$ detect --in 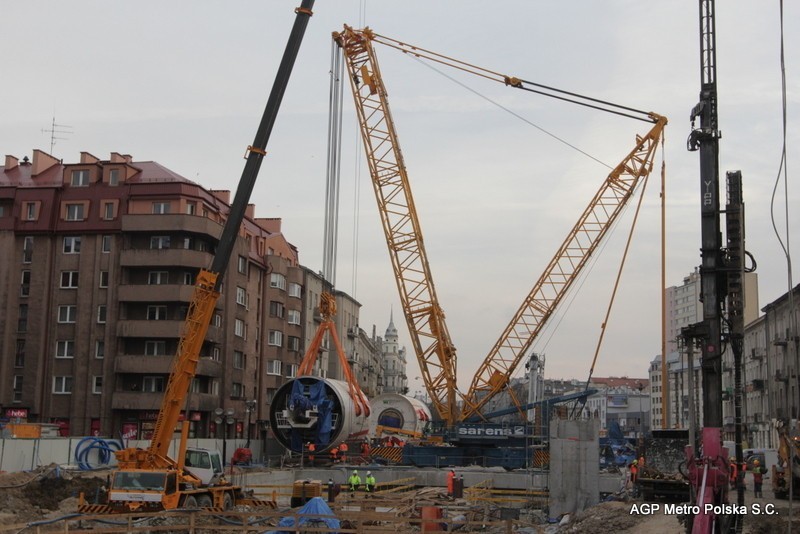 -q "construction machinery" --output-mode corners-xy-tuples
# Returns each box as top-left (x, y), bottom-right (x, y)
(681, 0), (755, 531)
(772, 421), (800, 499)
(333, 26), (666, 432)
(78, 1), (315, 514)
